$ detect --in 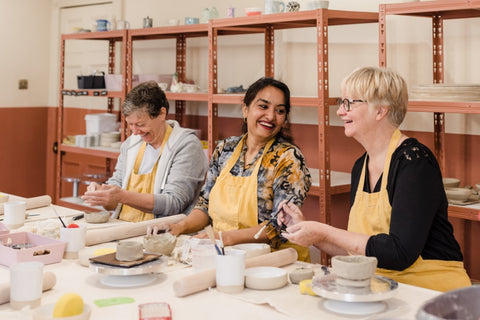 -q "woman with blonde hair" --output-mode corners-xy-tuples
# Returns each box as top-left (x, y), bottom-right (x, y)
(277, 66), (471, 291)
